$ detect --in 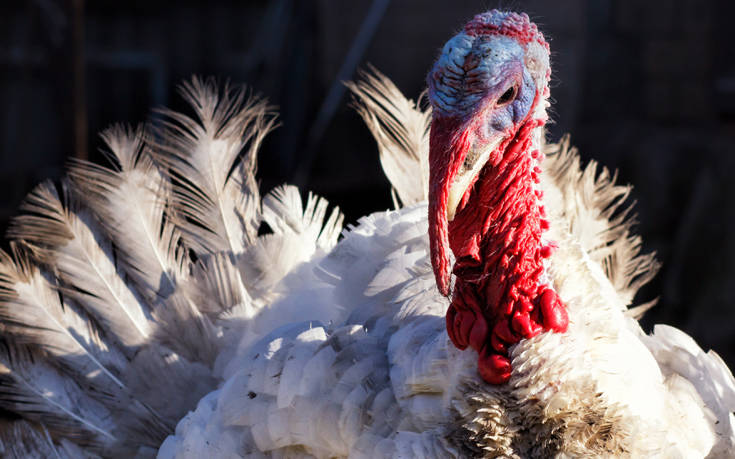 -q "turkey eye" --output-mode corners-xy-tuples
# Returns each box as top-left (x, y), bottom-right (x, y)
(497, 85), (517, 106)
